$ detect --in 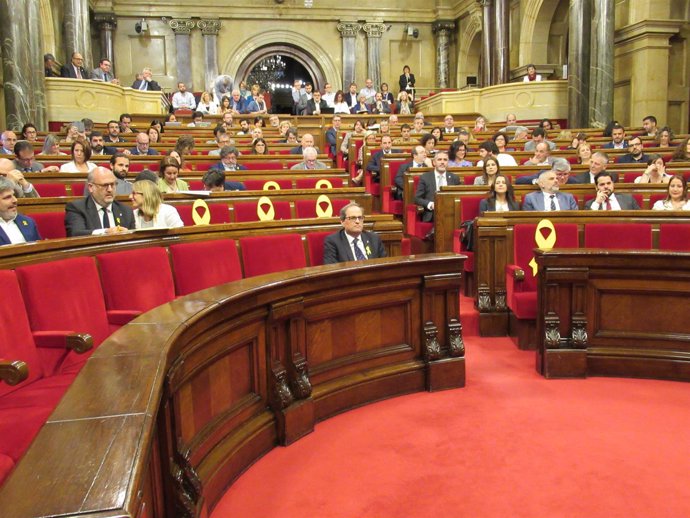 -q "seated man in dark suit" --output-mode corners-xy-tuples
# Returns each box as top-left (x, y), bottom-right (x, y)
(584, 172), (640, 210)
(601, 124), (628, 149)
(202, 170), (246, 192)
(210, 146), (248, 172)
(89, 132), (118, 156)
(60, 52), (90, 79)
(394, 146), (428, 200)
(0, 177), (41, 245)
(305, 90), (329, 115)
(414, 151), (461, 222)
(573, 151), (618, 183)
(65, 167), (135, 236)
(616, 136), (650, 164)
(131, 68), (161, 91)
(323, 202), (386, 264)
(127, 132), (160, 156)
(366, 135), (399, 183)
(325, 115), (342, 157)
